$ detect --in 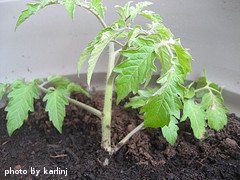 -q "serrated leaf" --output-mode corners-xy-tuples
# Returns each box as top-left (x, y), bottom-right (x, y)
(141, 10), (162, 22)
(5, 81), (39, 136)
(48, 75), (71, 89)
(125, 87), (158, 109)
(87, 28), (117, 86)
(125, 96), (146, 109)
(181, 99), (206, 139)
(78, 40), (96, 75)
(202, 92), (228, 131)
(61, 0), (75, 19)
(15, 0), (57, 30)
(44, 89), (69, 133)
(172, 41), (192, 75)
(162, 117), (179, 145)
(141, 74), (183, 128)
(207, 107), (227, 131)
(115, 1), (132, 20)
(90, 0), (105, 18)
(0, 84), (7, 101)
(114, 38), (156, 103)
(130, 1), (153, 20)
(67, 83), (90, 98)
